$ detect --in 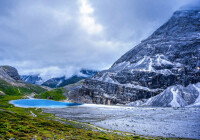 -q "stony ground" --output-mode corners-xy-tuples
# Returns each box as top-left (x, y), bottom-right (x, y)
(43, 105), (200, 139)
